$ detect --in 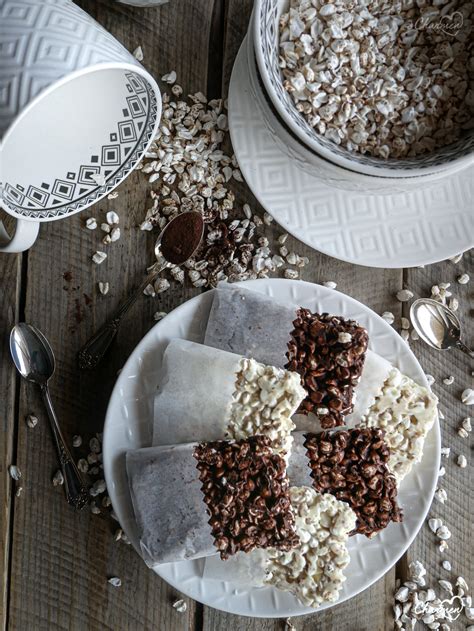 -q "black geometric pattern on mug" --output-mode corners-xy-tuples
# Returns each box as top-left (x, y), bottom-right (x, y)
(3, 71), (158, 219)
(0, 0), (135, 139)
(259, 0), (474, 171)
